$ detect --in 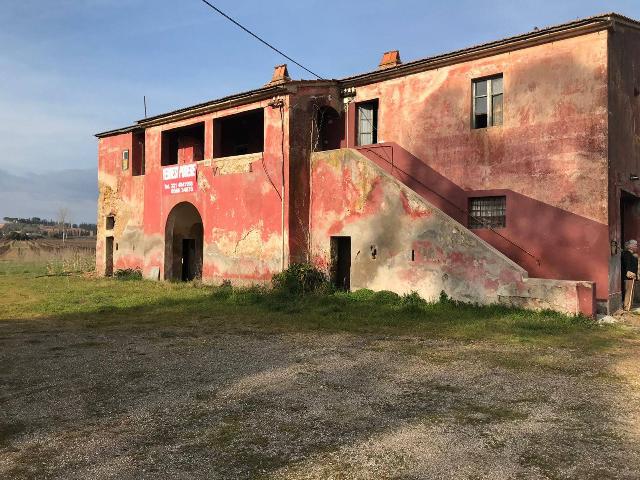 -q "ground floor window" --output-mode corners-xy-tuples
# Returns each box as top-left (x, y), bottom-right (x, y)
(468, 196), (506, 229)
